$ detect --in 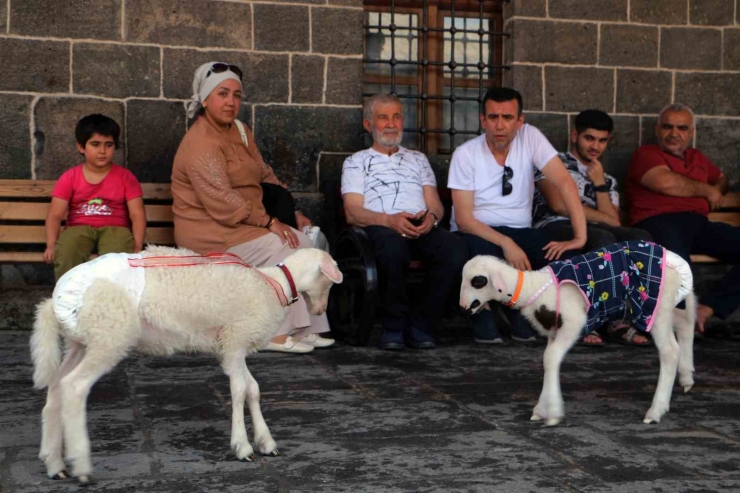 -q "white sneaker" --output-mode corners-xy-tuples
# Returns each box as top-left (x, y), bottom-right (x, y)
(261, 336), (314, 354)
(298, 333), (335, 348)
